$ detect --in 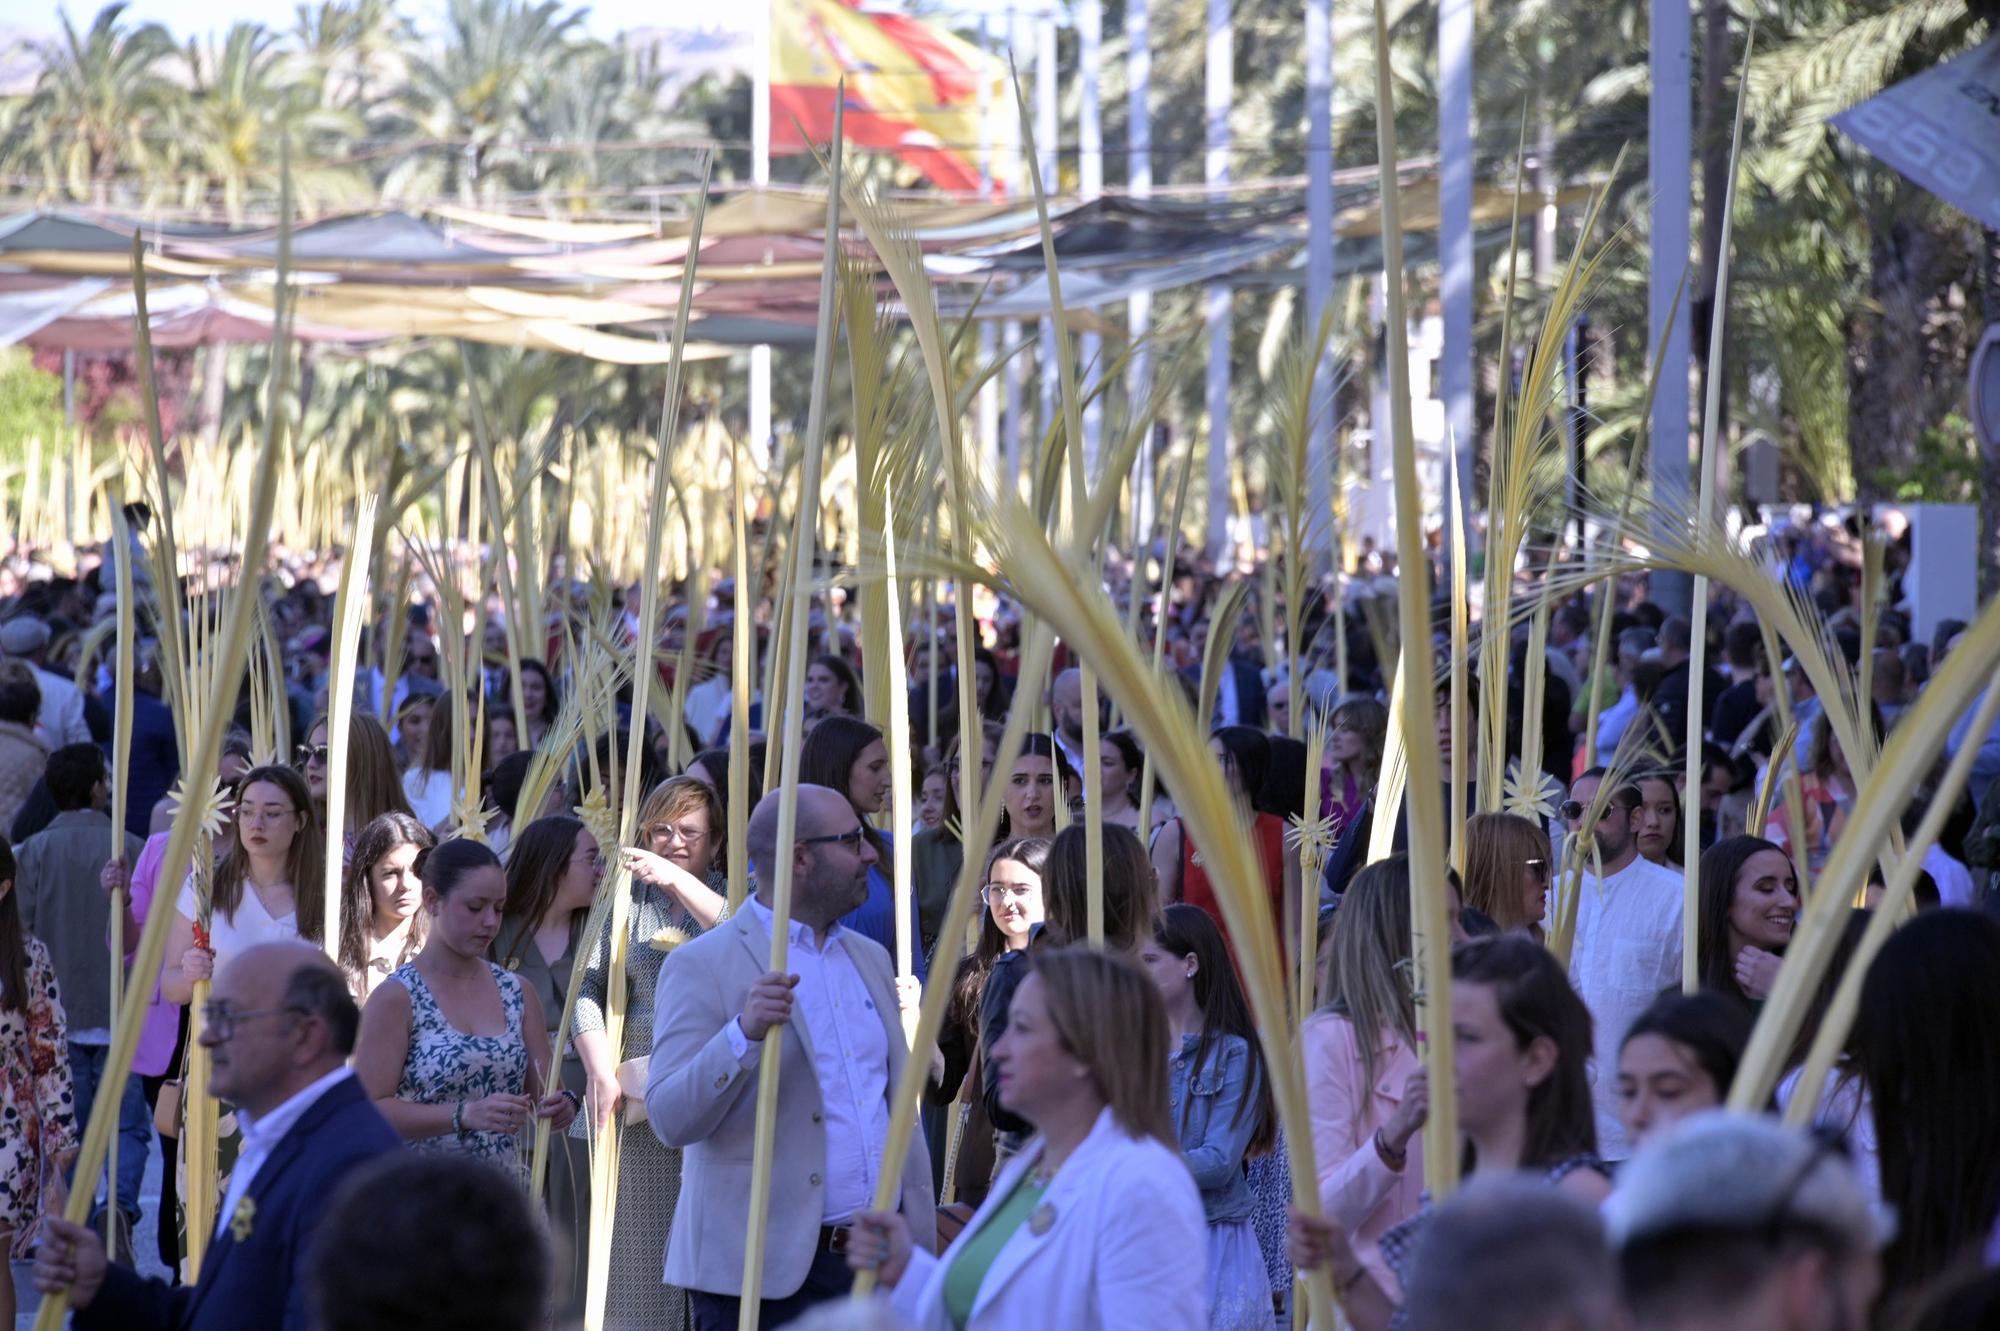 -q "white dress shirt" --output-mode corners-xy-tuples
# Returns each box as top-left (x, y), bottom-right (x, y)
(1567, 855), (1685, 1161)
(728, 896), (891, 1225)
(215, 1065), (354, 1241)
